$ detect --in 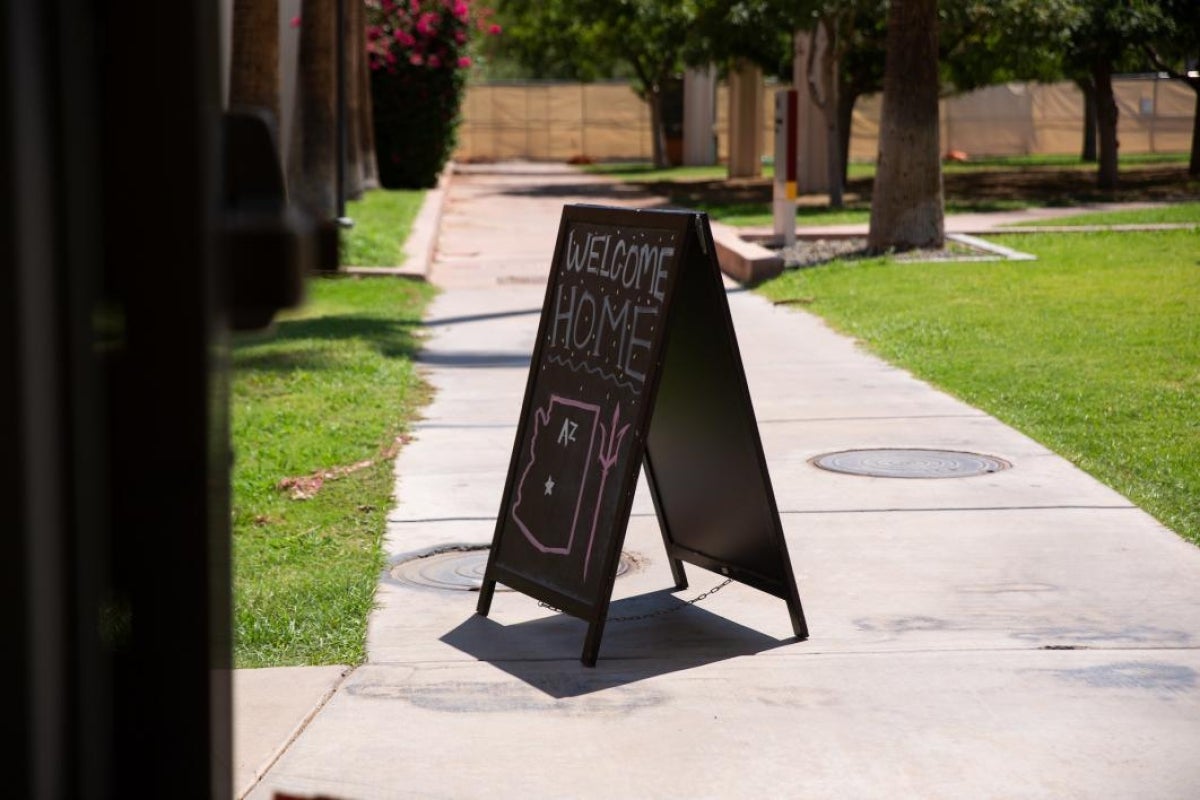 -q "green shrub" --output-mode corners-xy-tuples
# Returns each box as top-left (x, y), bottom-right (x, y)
(366, 0), (500, 188)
